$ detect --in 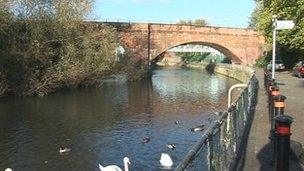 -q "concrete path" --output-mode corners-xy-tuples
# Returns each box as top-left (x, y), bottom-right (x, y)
(240, 68), (304, 171)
